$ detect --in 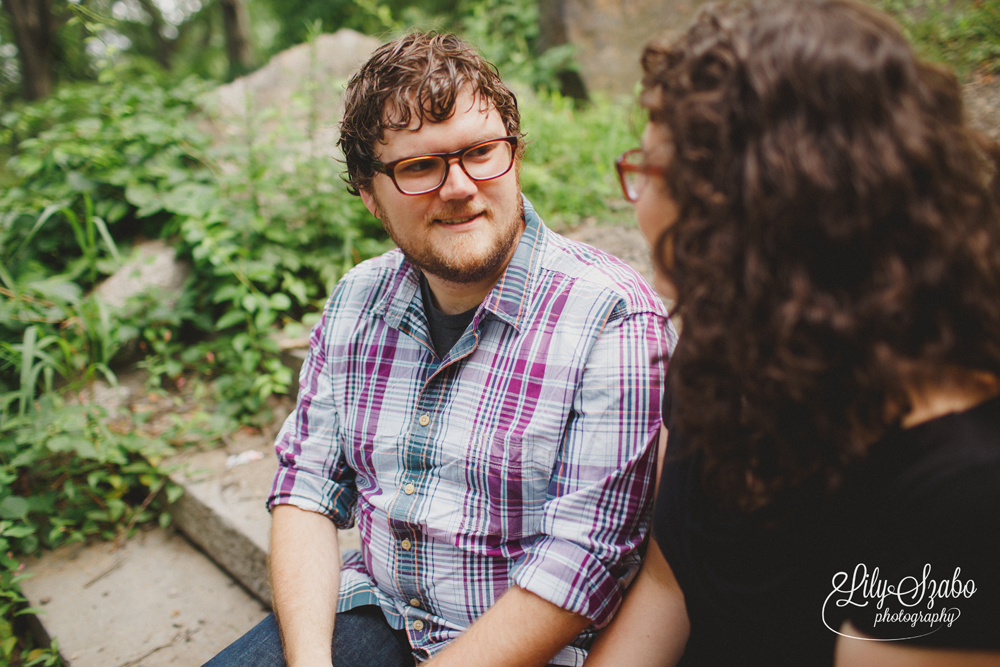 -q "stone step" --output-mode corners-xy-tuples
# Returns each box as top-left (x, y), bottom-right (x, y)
(20, 528), (269, 667)
(165, 421), (361, 606)
(21, 411), (360, 664)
